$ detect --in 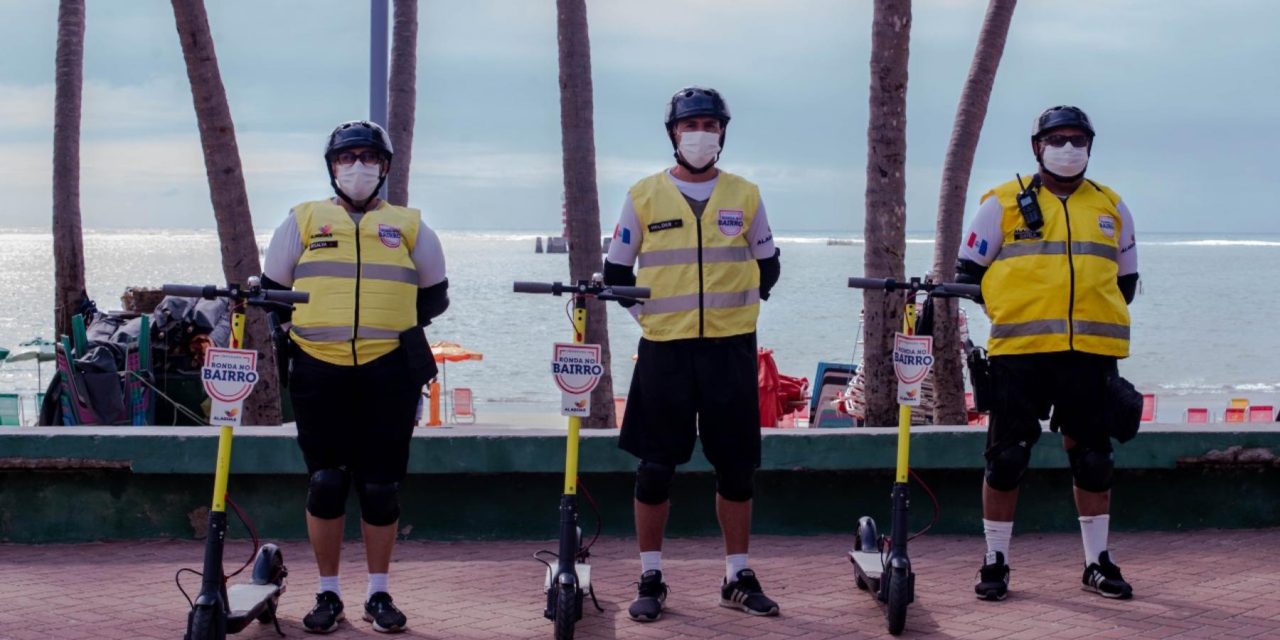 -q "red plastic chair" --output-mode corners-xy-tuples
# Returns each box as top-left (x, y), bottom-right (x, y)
(614, 396), (626, 428)
(1140, 394), (1156, 422)
(450, 387), (476, 424)
(1185, 407), (1210, 423)
(1247, 405), (1275, 422)
(1223, 407), (1246, 423)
